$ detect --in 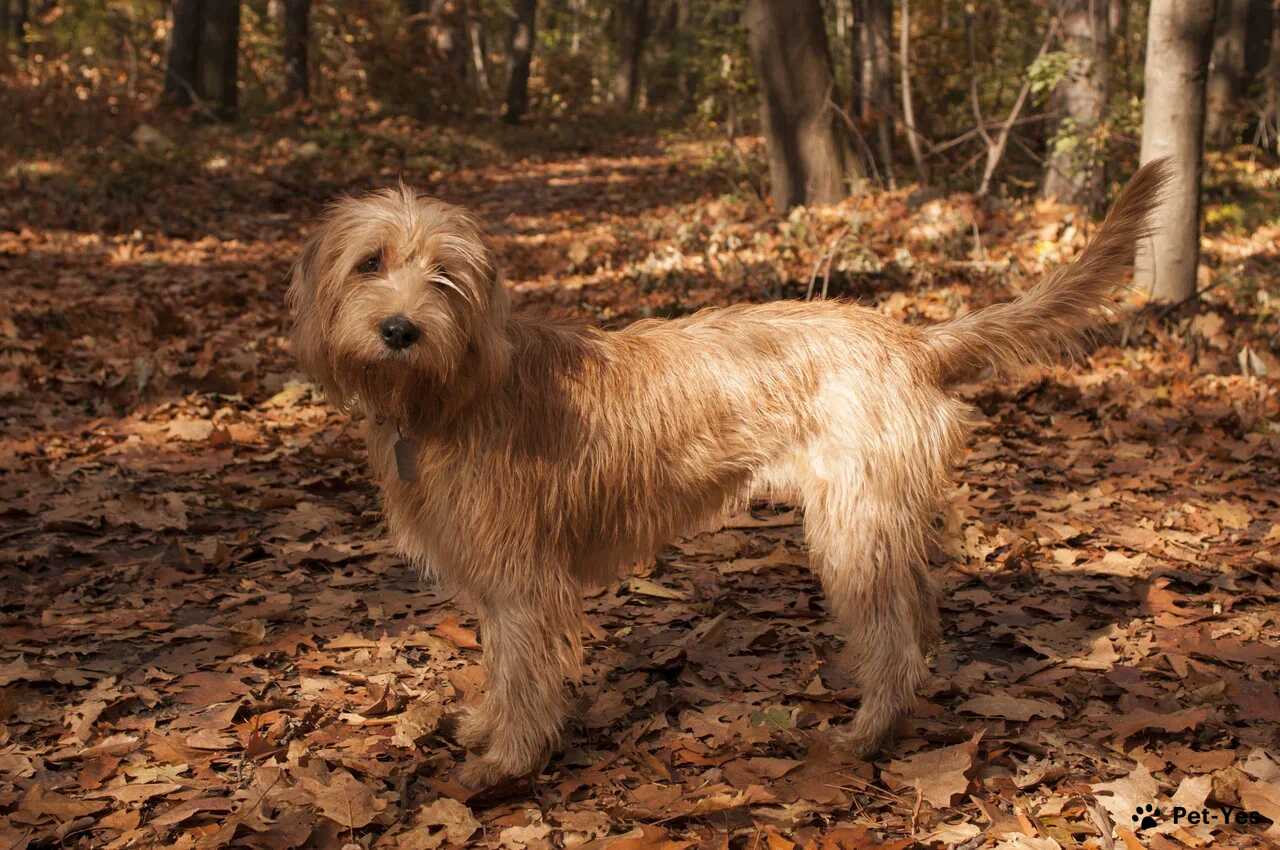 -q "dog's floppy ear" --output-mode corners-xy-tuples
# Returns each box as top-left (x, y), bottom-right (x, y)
(466, 233), (514, 391)
(287, 221), (350, 405)
(480, 234), (510, 323)
(287, 227), (326, 318)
